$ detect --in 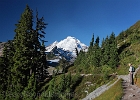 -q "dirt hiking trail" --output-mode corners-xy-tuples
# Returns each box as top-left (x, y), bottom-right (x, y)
(120, 68), (140, 100)
(121, 78), (140, 100)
